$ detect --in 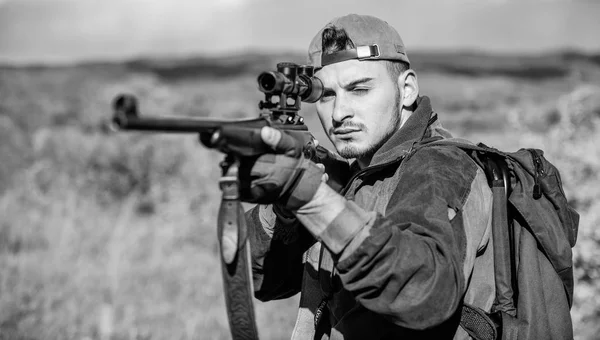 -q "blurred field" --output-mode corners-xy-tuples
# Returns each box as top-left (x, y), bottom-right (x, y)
(1, 51), (599, 339)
